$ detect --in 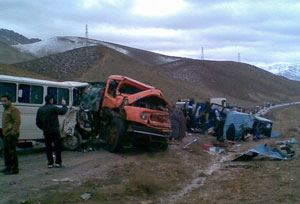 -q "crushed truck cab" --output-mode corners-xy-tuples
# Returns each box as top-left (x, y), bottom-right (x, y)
(102, 75), (170, 137)
(99, 75), (171, 152)
(75, 75), (171, 152)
